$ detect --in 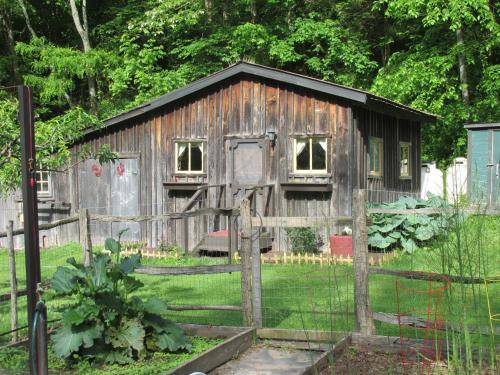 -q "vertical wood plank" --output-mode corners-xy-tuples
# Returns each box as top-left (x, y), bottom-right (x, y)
(79, 208), (93, 266)
(353, 189), (375, 335)
(7, 220), (18, 343)
(240, 198), (253, 326)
